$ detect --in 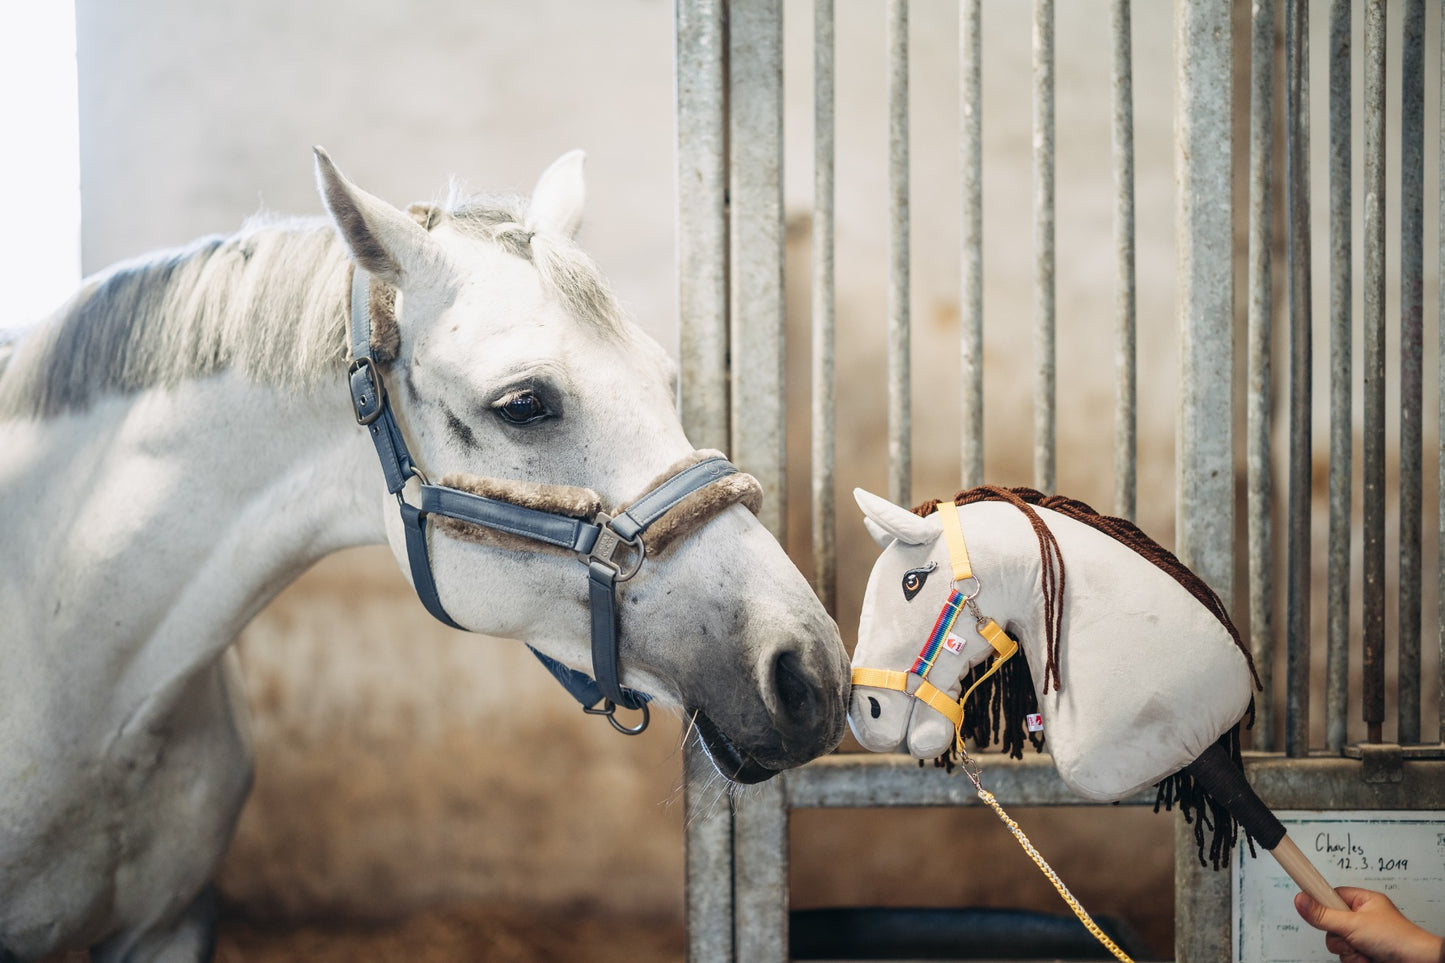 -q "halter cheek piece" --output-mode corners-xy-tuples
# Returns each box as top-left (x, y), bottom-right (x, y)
(346, 267), (759, 735)
(851, 499), (1018, 754)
